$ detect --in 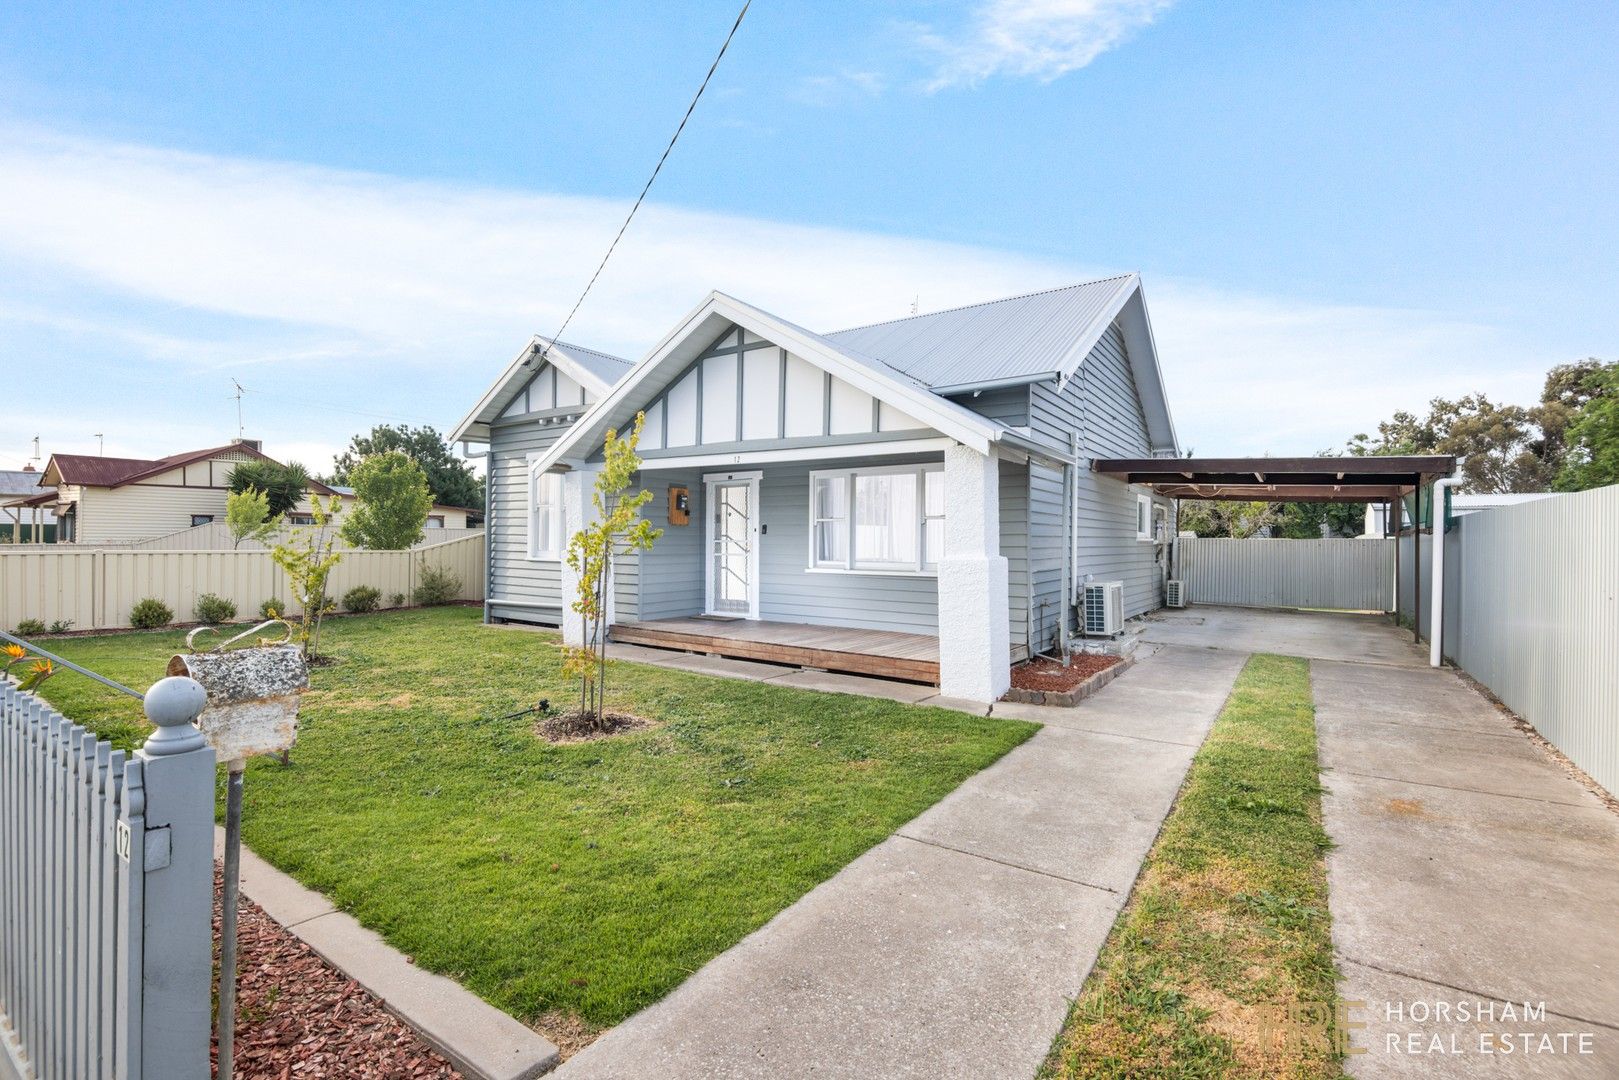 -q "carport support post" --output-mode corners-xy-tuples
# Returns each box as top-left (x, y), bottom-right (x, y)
(559, 464), (604, 648)
(937, 443), (1011, 702)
